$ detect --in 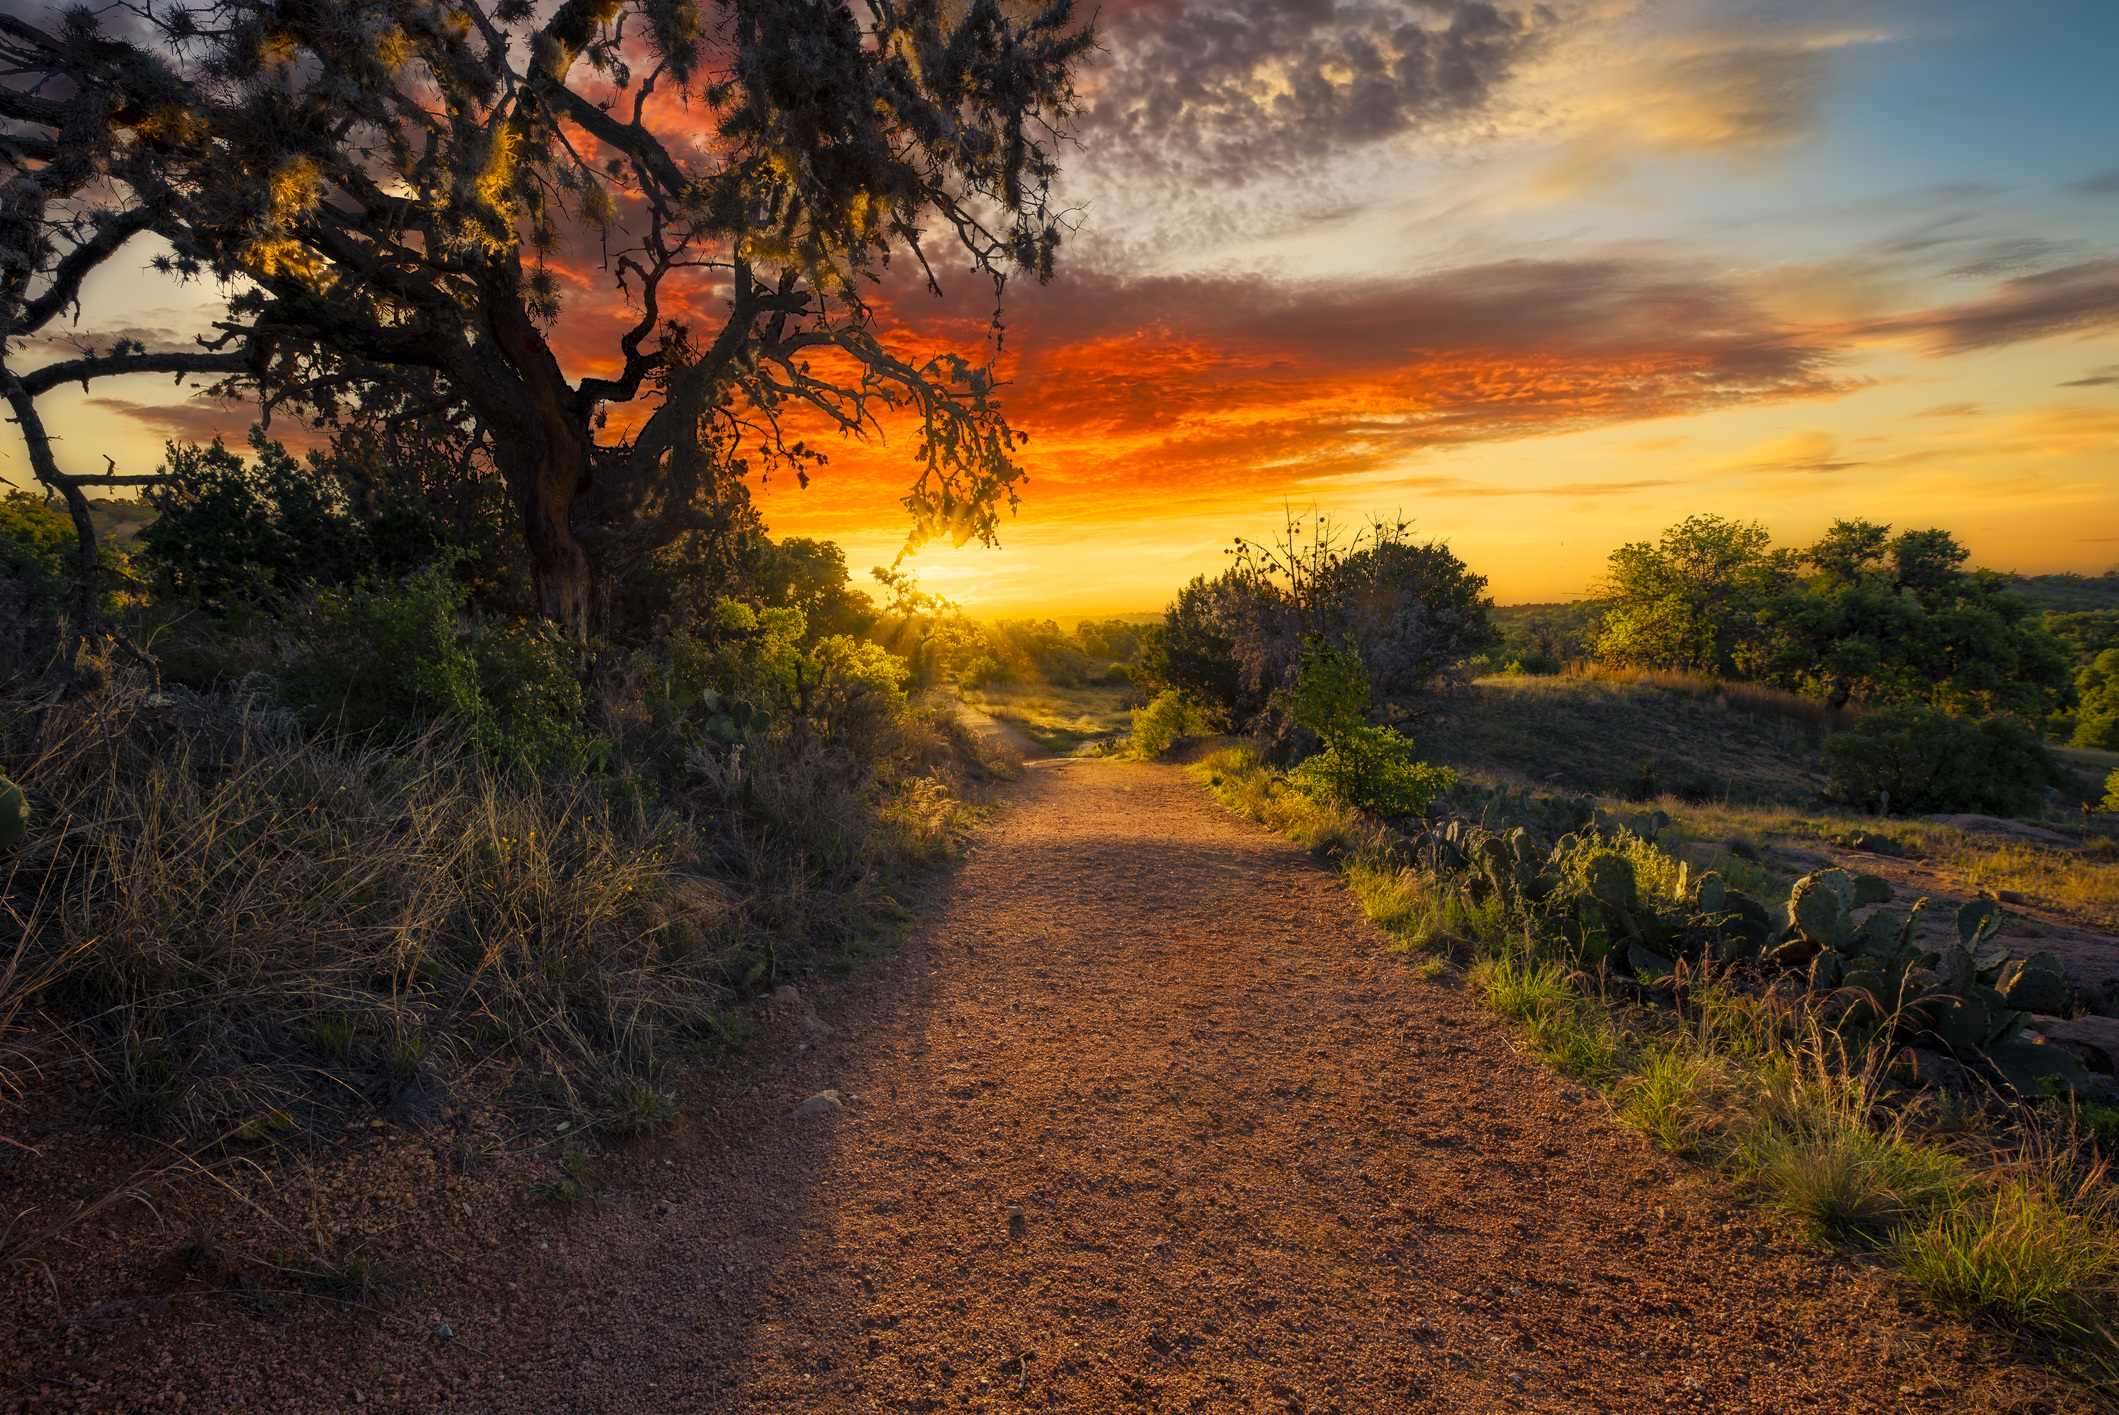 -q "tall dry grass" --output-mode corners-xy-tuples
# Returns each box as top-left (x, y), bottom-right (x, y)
(0, 672), (1005, 1141)
(1565, 662), (1864, 736)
